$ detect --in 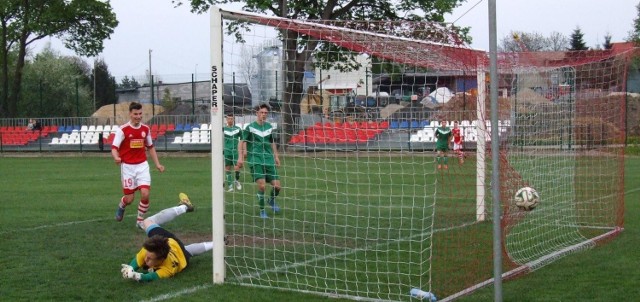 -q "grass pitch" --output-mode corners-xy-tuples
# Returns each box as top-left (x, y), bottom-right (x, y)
(0, 155), (638, 301)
